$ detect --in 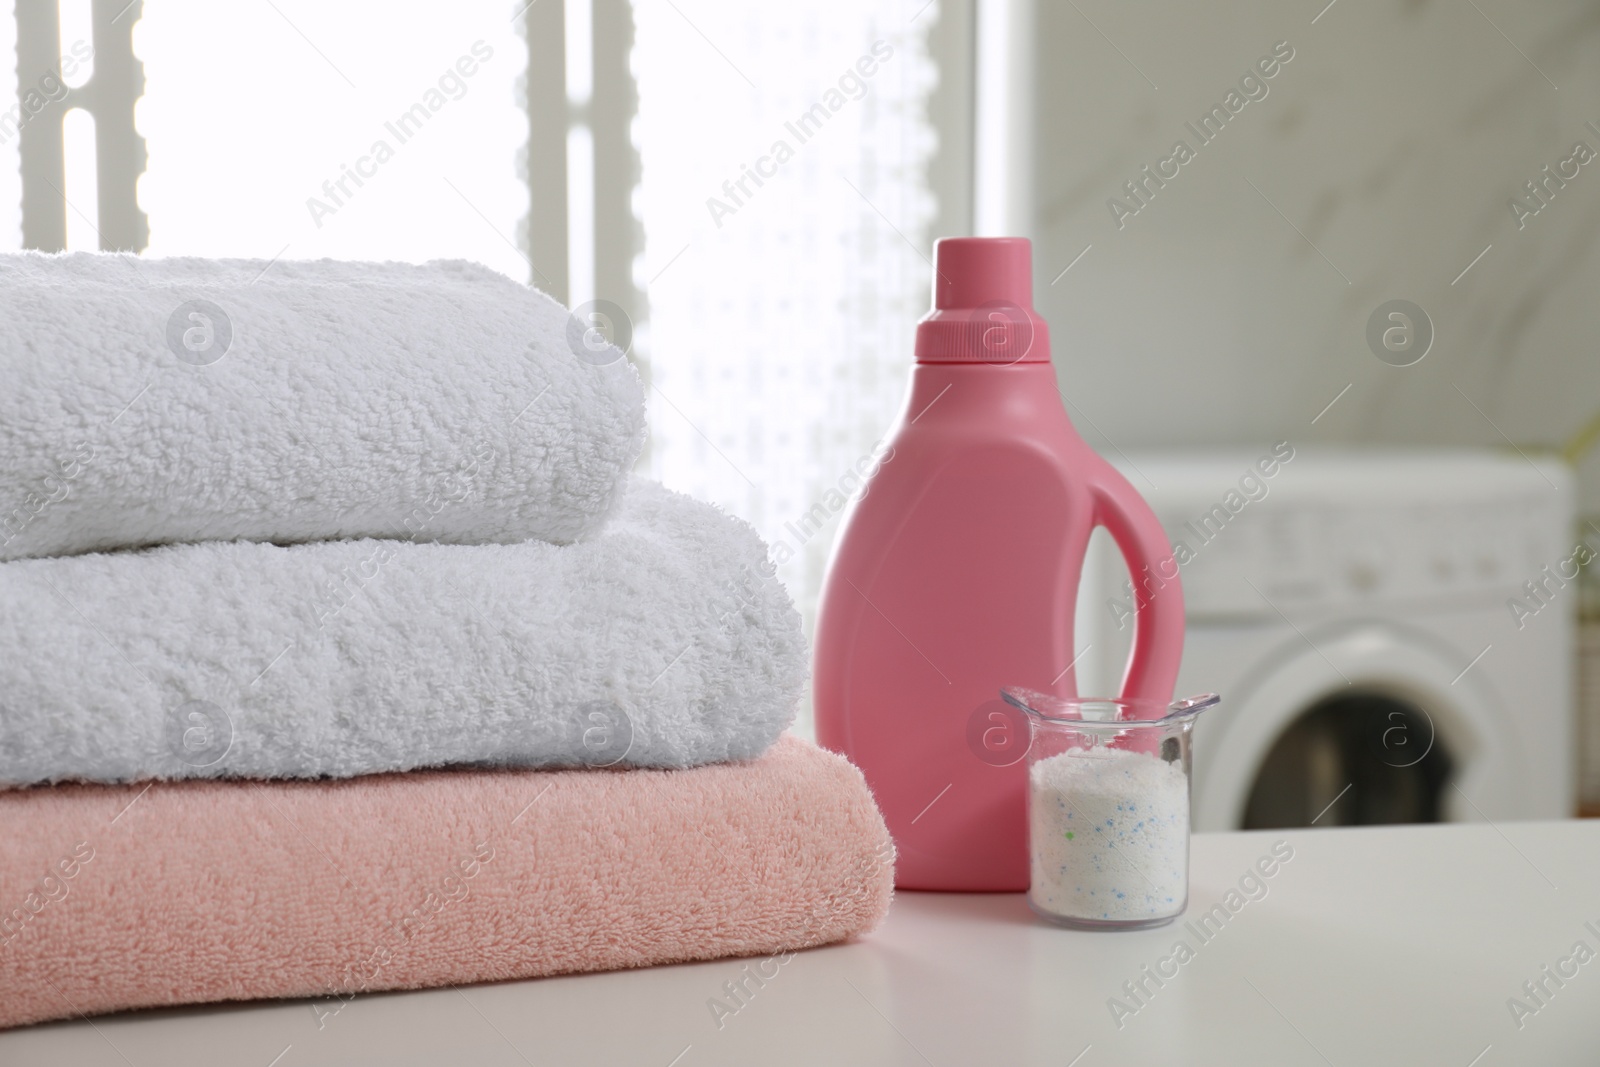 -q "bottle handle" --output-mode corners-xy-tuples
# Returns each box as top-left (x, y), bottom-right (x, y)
(1090, 473), (1185, 705)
